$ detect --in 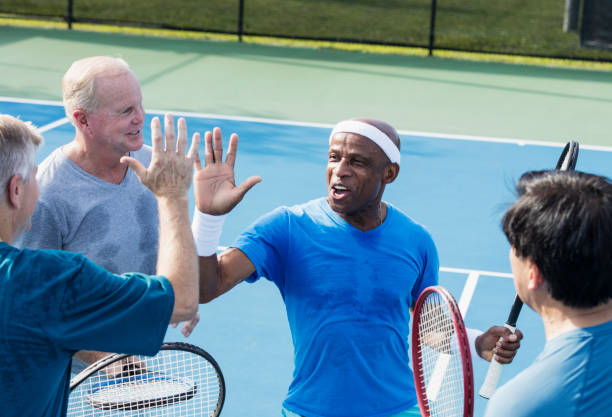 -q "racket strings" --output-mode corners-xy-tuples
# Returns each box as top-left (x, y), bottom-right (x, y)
(416, 293), (466, 417)
(67, 349), (222, 416)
